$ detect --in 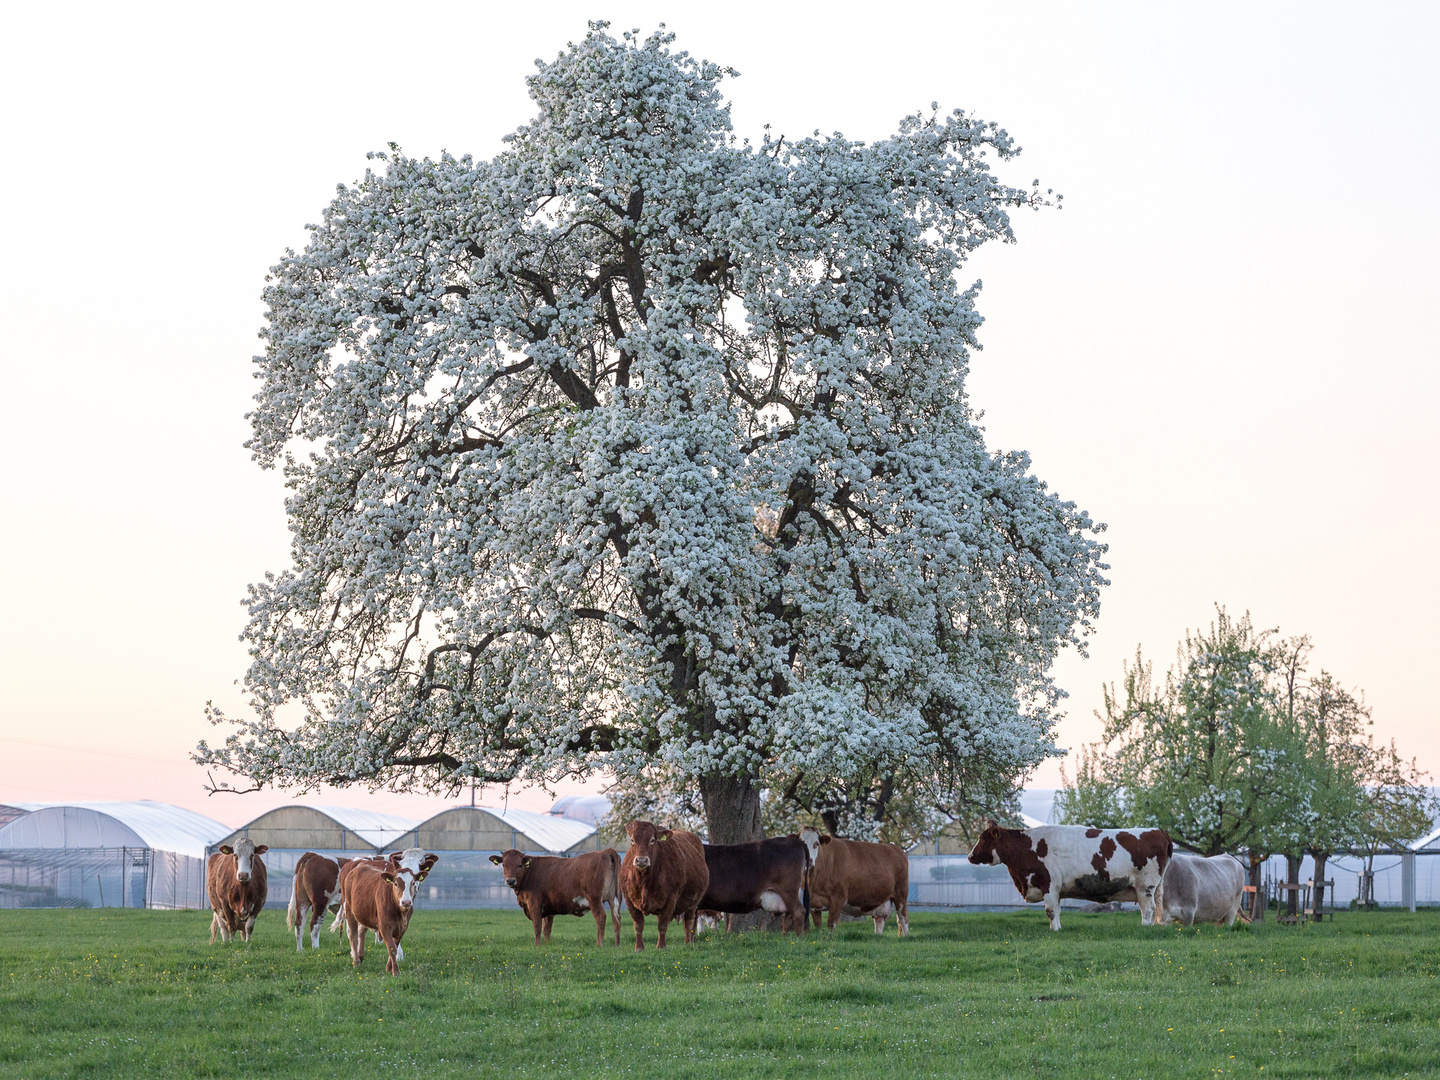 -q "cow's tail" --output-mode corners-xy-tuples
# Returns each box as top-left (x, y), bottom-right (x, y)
(328, 901), (346, 933)
(801, 848), (812, 927)
(286, 874), (300, 931)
